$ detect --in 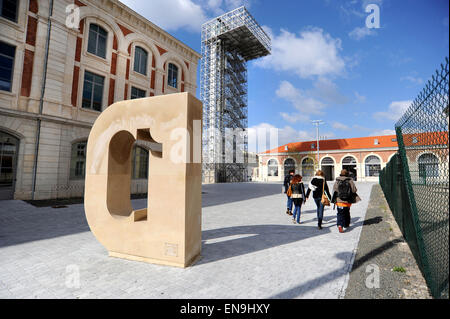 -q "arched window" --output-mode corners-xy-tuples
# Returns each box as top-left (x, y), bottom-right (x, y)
(302, 158), (315, 178)
(132, 146), (149, 179)
(168, 63), (178, 88)
(321, 157), (334, 165)
(365, 155), (381, 177)
(134, 46), (148, 75)
(70, 141), (87, 179)
(418, 153), (439, 179)
(87, 24), (107, 58)
(284, 158), (295, 175)
(267, 159), (278, 177)
(342, 156), (357, 165)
